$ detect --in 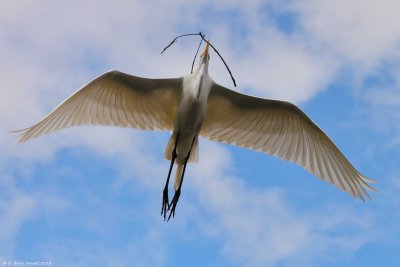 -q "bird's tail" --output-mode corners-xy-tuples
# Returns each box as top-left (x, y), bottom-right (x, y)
(164, 132), (177, 161)
(164, 133), (199, 163)
(174, 164), (183, 191)
(189, 138), (199, 163)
